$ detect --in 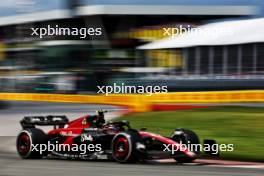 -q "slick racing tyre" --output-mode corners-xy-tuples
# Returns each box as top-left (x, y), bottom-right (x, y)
(112, 131), (143, 163)
(171, 128), (200, 153)
(171, 128), (200, 163)
(16, 128), (48, 159)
